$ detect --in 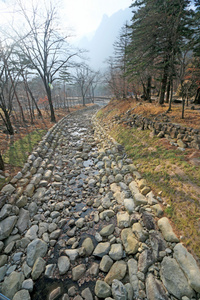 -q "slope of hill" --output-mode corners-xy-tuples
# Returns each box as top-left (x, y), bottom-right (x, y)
(77, 7), (133, 70)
